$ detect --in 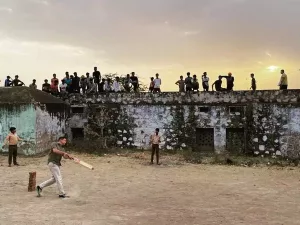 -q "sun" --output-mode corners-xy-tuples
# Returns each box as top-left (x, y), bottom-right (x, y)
(267, 66), (279, 72)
